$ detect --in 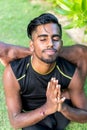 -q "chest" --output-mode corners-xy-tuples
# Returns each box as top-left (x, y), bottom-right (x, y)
(19, 66), (70, 96)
